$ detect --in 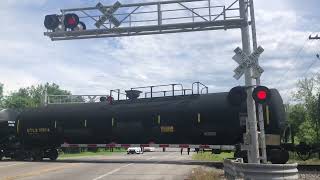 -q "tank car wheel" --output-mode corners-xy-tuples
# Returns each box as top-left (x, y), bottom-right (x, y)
(269, 149), (289, 164)
(296, 142), (311, 161)
(48, 149), (59, 161)
(297, 151), (311, 161)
